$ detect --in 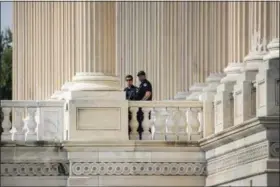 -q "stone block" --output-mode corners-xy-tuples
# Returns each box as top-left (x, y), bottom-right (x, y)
(256, 59), (280, 117)
(66, 99), (129, 141)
